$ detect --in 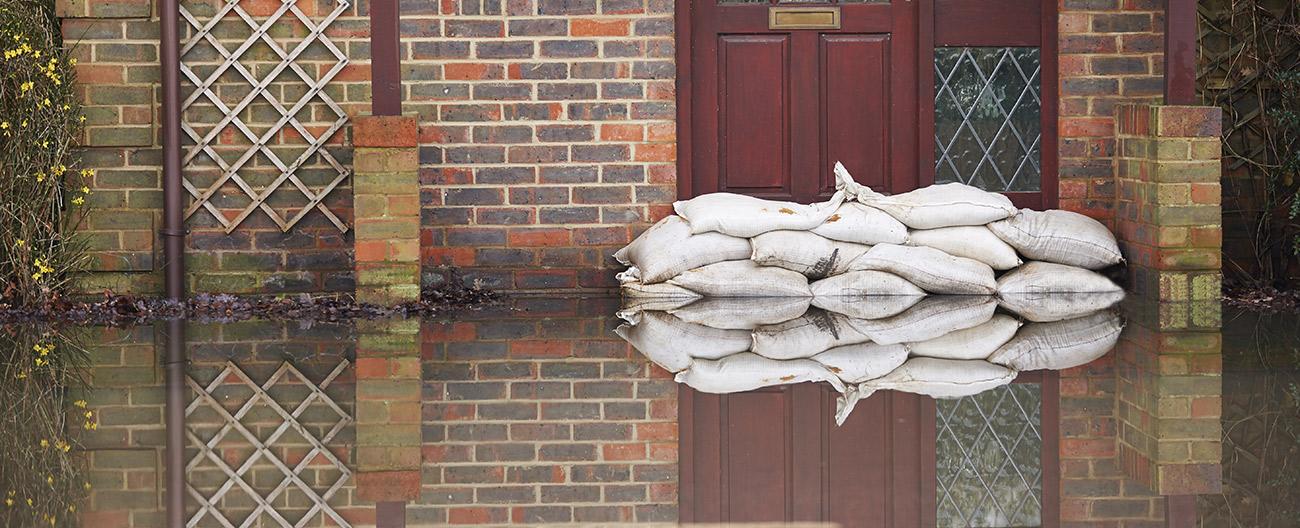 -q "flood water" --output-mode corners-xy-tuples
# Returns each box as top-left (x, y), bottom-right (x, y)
(1, 296), (1297, 527)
